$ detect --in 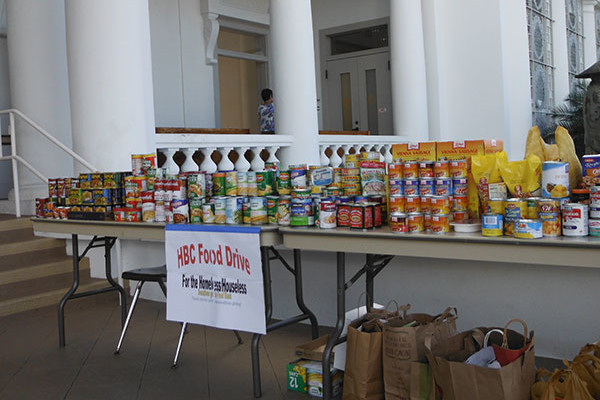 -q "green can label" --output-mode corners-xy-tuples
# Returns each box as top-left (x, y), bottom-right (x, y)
(287, 361), (308, 393)
(225, 171), (238, 196)
(277, 171), (291, 195)
(212, 172), (226, 196)
(256, 171), (274, 196)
